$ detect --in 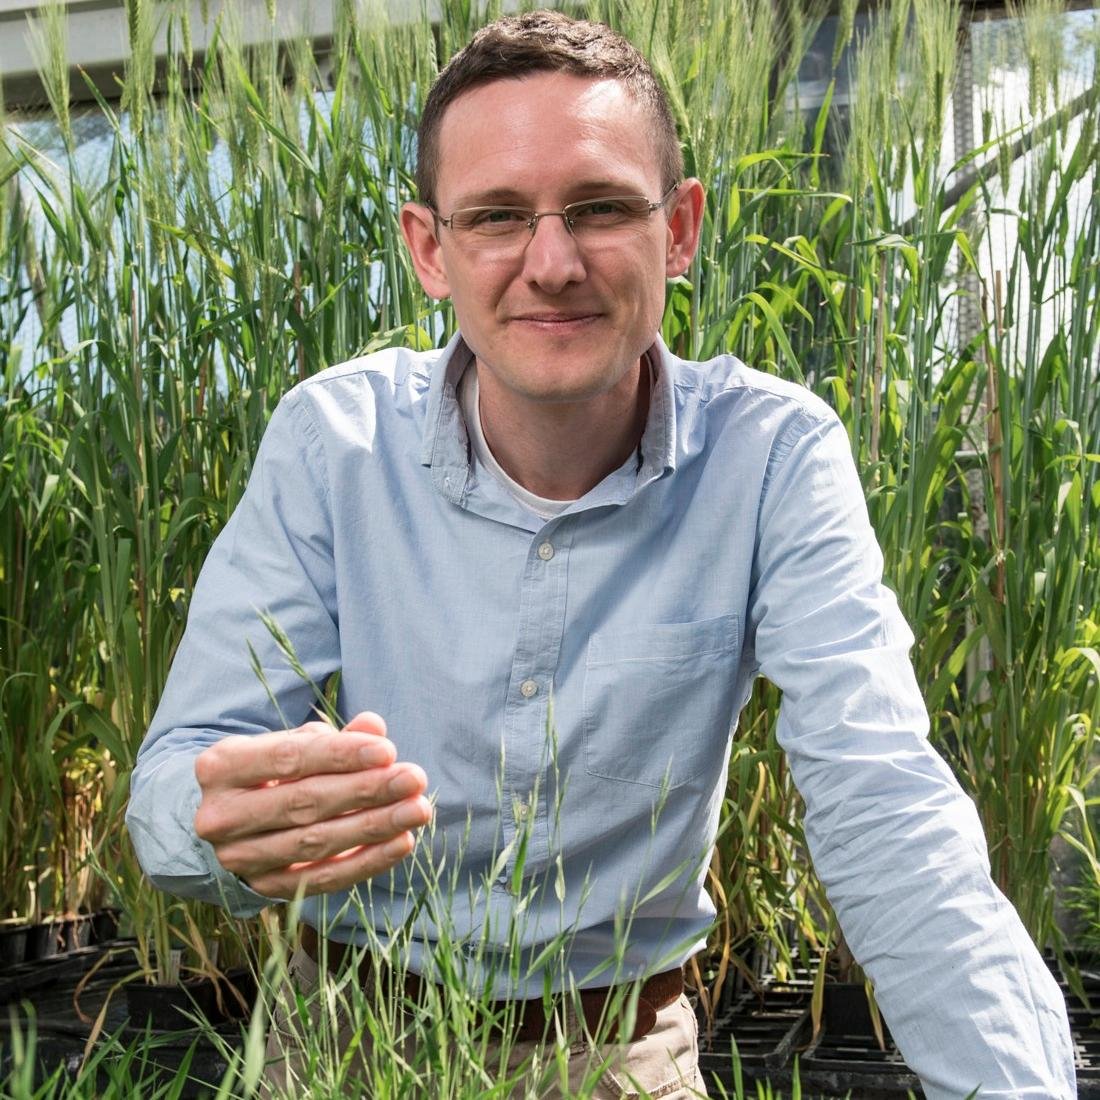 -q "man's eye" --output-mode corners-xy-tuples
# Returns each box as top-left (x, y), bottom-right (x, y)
(571, 199), (634, 221)
(469, 208), (527, 230)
